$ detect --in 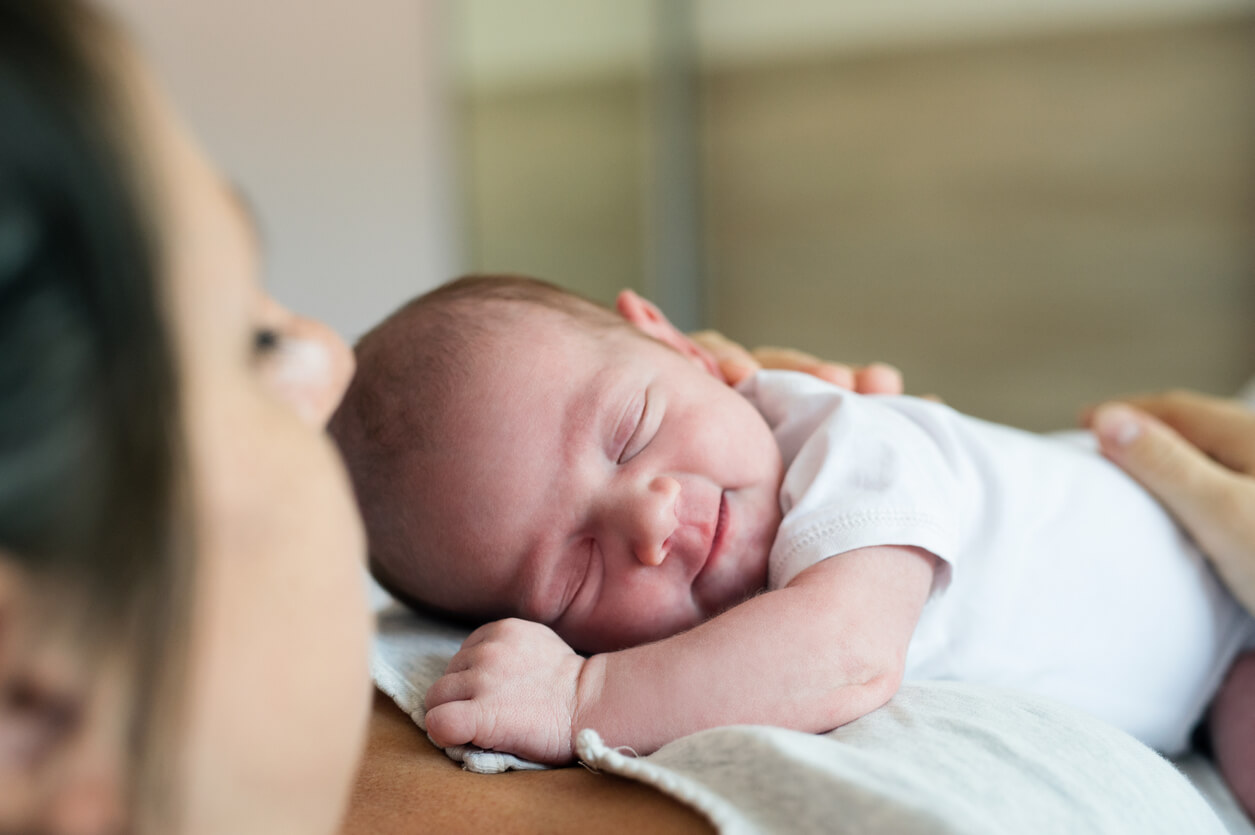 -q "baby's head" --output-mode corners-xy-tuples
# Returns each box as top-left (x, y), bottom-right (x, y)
(332, 275), (783, 652)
